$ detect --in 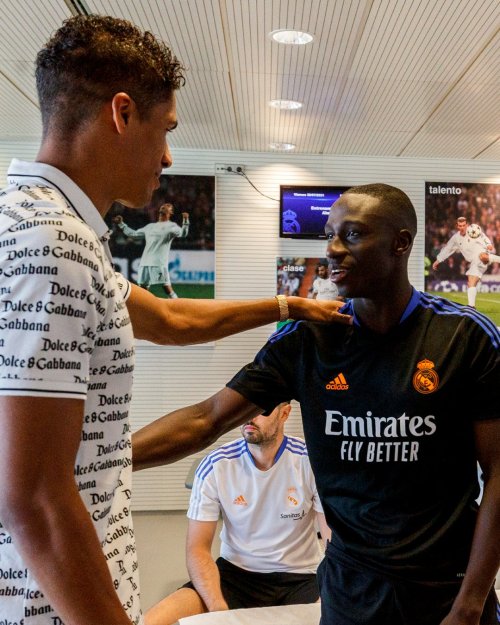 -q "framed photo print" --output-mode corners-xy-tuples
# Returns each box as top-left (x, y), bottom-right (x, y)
(276, 256), (340, 328)
(106, 174), (215, 300)
(425, 182), (500, 327)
